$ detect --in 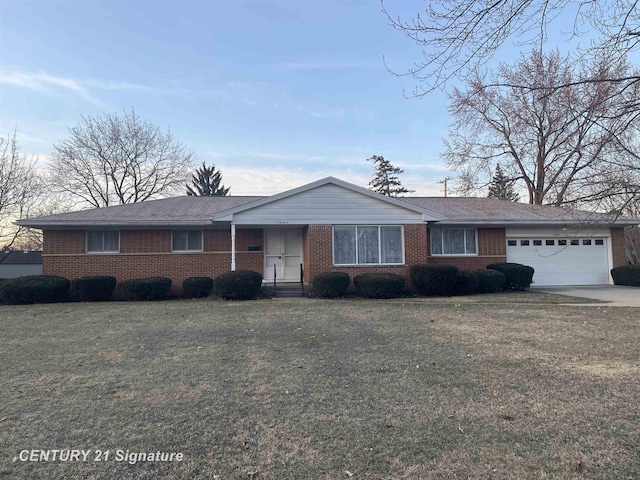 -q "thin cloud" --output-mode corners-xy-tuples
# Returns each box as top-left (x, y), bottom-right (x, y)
(0, 69), (180, 107)
(297, 105), (346, 119)
(221, 166), (368, 195)
(84, 79), (157, 92)
(279, 60), (379, 71)
(0, 69), (105, 107)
